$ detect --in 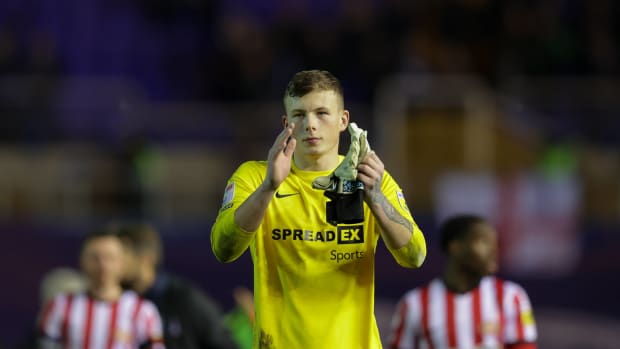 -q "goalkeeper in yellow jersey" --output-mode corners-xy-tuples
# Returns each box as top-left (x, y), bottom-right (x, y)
(211, 70), (427, 349)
